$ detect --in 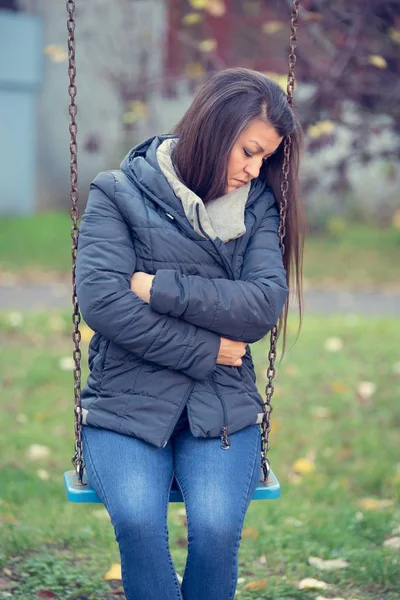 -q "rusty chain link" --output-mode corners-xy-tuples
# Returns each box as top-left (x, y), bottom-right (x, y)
(67, 0), (85, 485)
(260, 0), (299, 482)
